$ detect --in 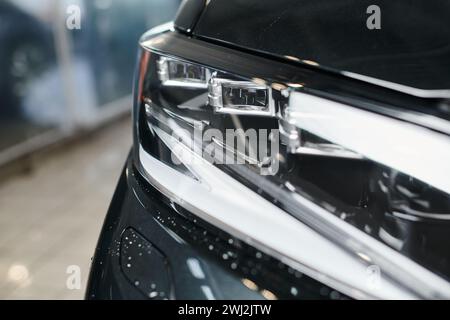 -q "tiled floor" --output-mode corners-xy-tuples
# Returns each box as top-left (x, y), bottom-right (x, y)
(0, 117), (131, 299)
